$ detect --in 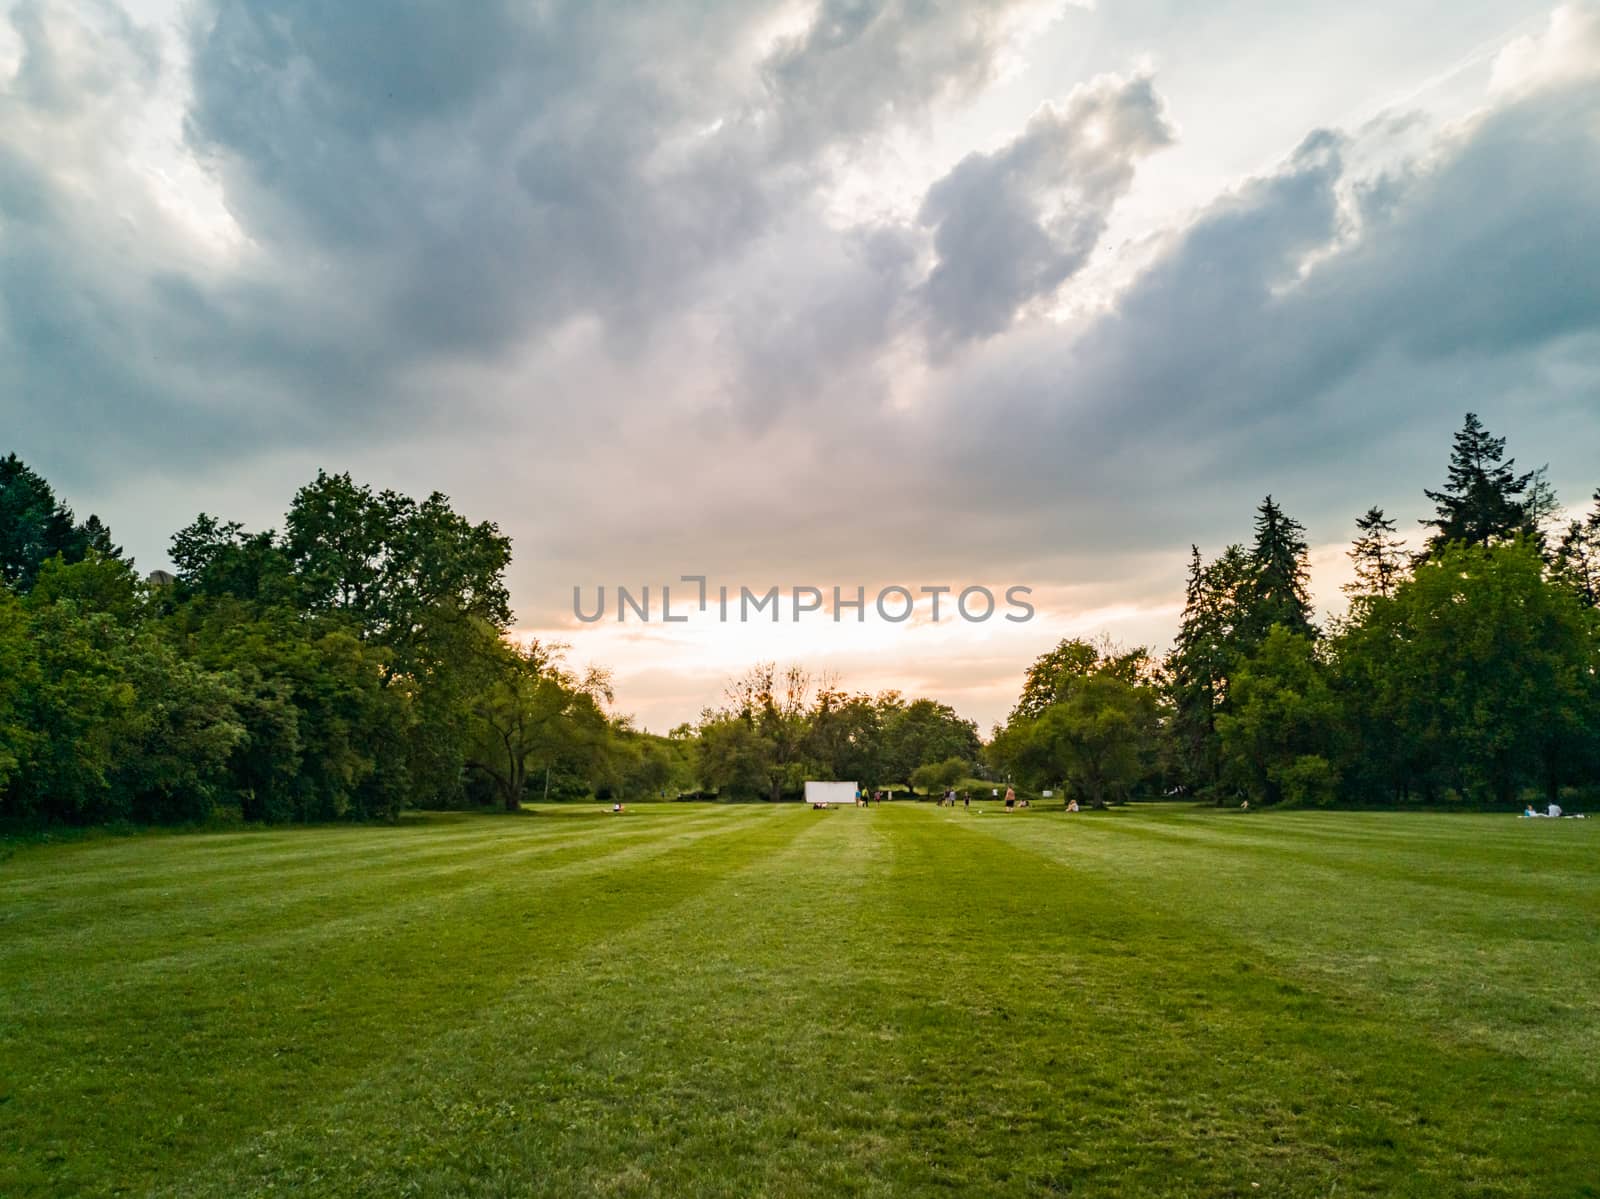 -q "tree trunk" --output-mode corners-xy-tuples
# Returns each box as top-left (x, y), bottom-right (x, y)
(503, 760), (526, 813)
